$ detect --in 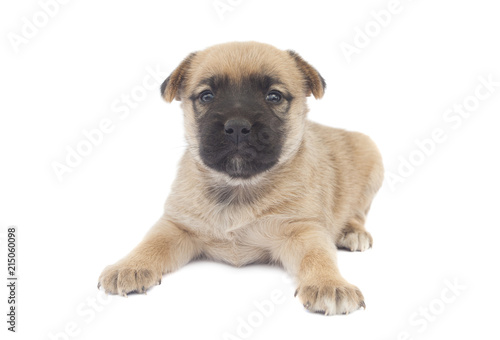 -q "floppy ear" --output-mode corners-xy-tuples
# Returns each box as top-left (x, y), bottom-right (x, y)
(160, 52), (197, 102)
(287, 50), (326, 99)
